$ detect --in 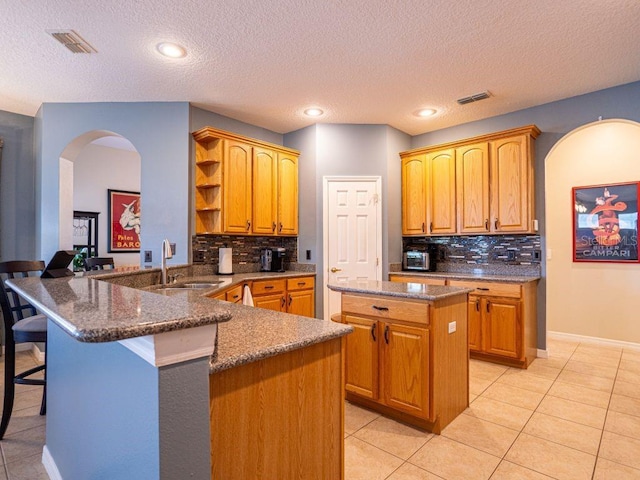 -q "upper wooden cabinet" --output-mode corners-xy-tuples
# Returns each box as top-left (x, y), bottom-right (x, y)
(193, 127), (300, 236)
(400, 125), (540, 236)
